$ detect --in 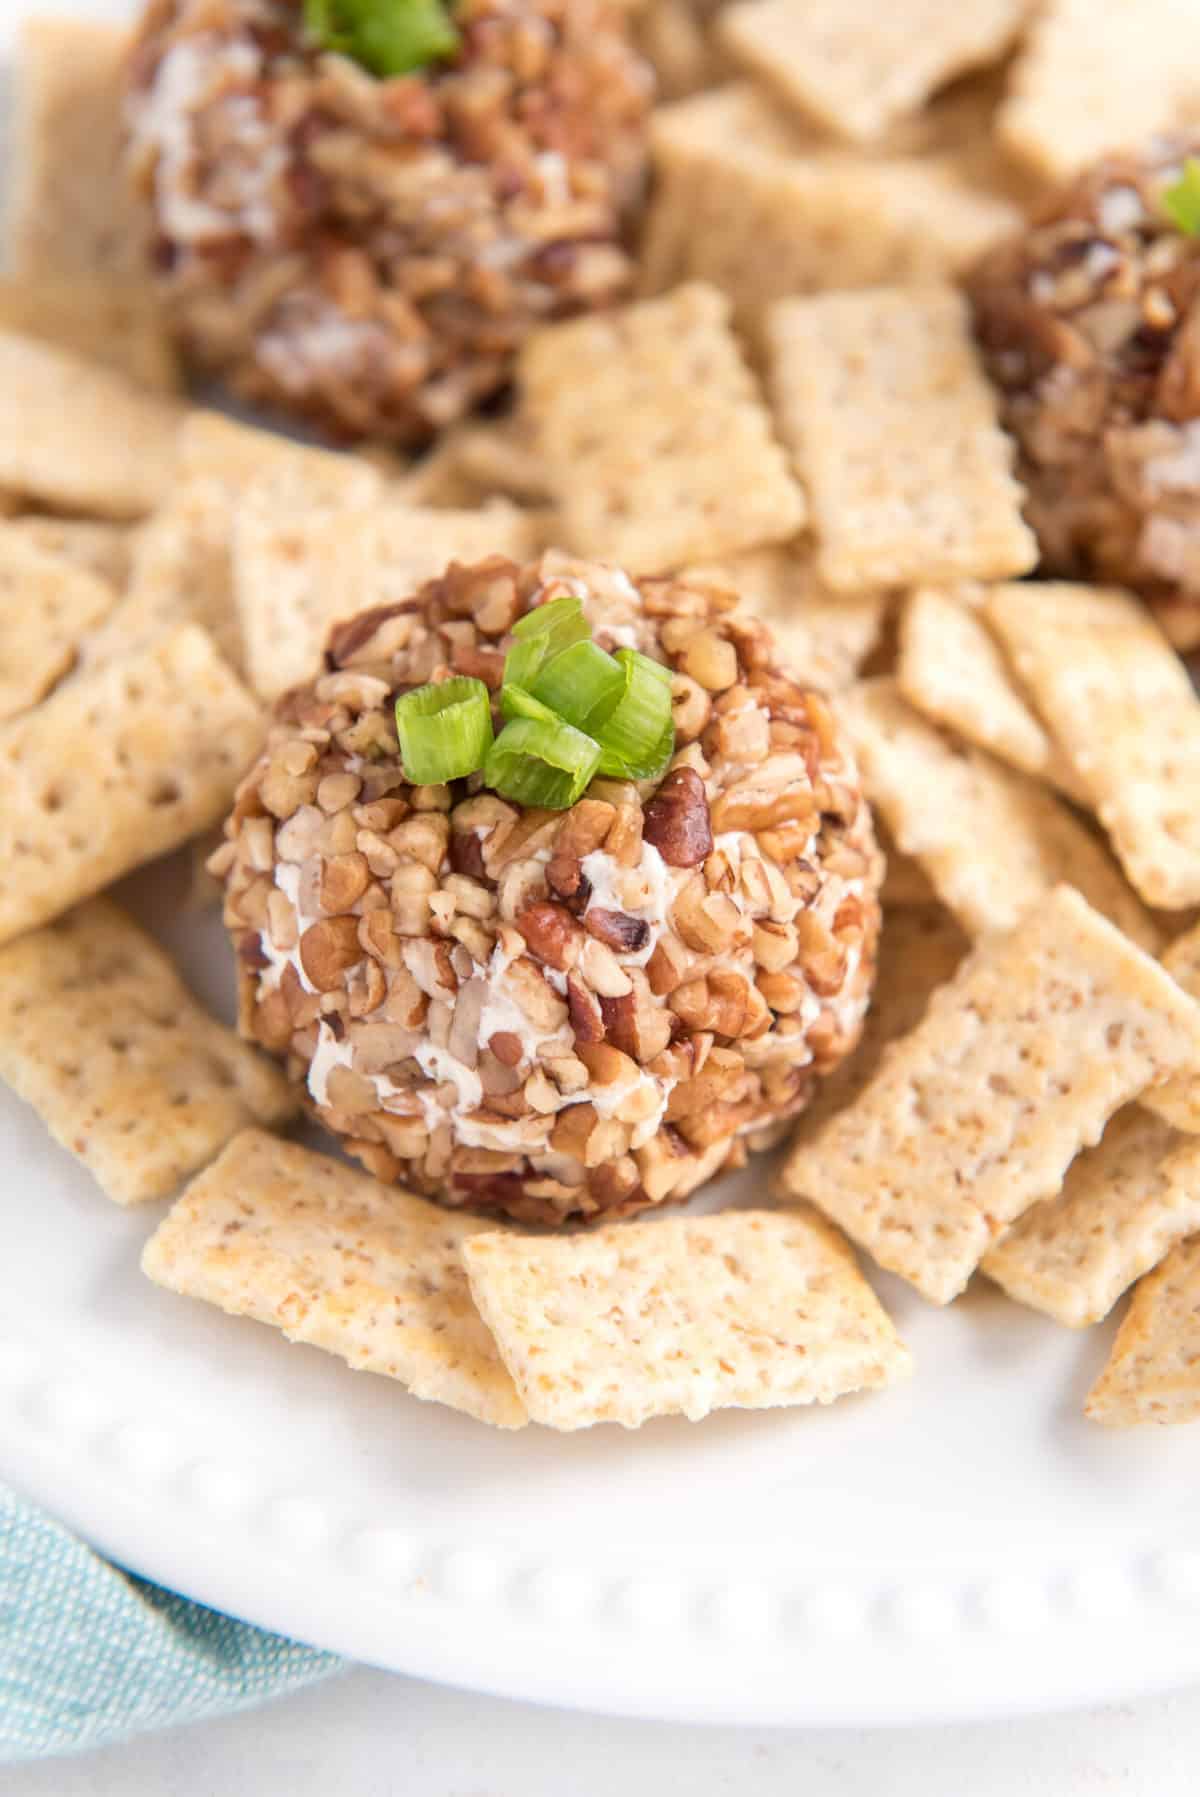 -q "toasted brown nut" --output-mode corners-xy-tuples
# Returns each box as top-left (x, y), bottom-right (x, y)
(321, 851), (370, 913)
(642, 766), (713, 867)
(566, 973), (605, 1043)
(517, 900), (584, 971)
(300, 916), (363, 991)
(585, 907), (650, 953)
